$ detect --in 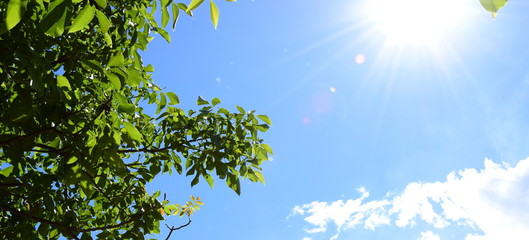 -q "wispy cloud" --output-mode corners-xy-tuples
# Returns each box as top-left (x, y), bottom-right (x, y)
(289, 158), (529, 240)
